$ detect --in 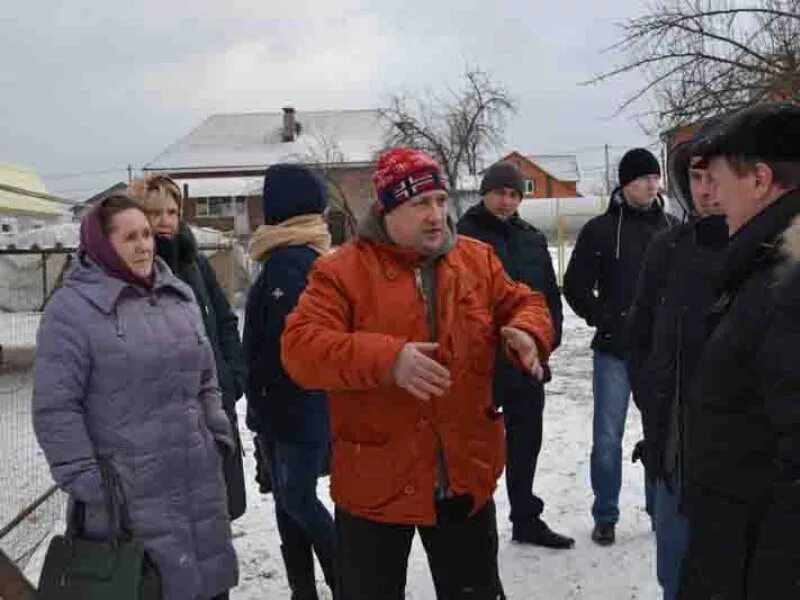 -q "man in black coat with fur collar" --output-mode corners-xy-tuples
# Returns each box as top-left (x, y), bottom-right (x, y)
(678, 102), (800, 599)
